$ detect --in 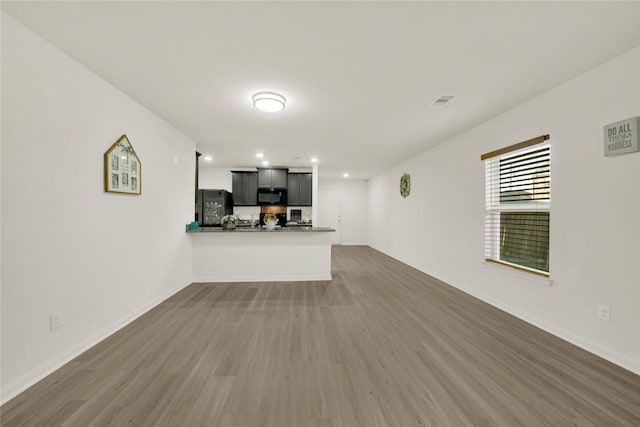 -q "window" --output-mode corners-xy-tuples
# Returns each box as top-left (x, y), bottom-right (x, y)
(482, 135), (550, 276)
